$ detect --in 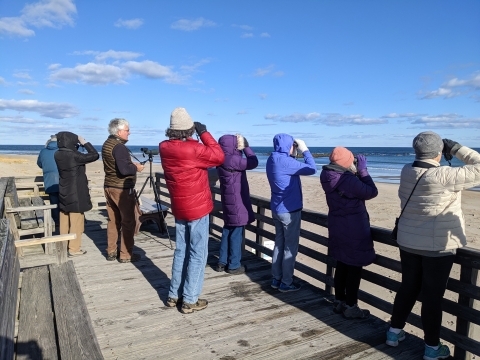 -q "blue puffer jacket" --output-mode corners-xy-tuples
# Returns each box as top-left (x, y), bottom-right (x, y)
(266, 134), (317, 214)
(320, 164), (378, 267)
(37, 140), (59, 193)
(217, 134), (258, 226)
